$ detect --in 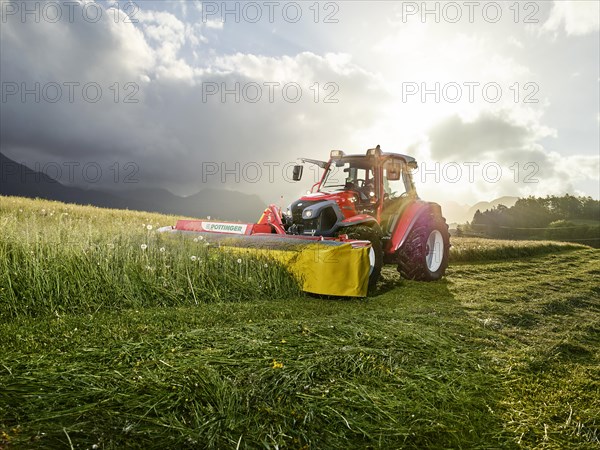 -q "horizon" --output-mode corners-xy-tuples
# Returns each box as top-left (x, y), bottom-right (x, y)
(2, 150), (596, 225)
